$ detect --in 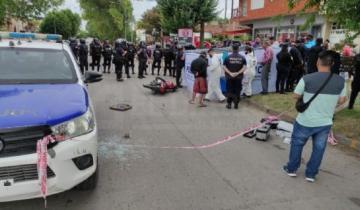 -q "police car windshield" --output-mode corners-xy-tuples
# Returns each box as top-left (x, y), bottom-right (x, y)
(0, 48), (77, 84)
